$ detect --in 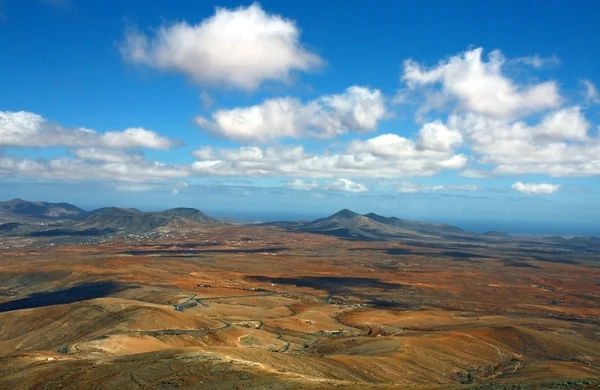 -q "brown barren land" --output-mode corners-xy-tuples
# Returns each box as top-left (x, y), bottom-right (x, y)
(0, 225), (599, 389)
